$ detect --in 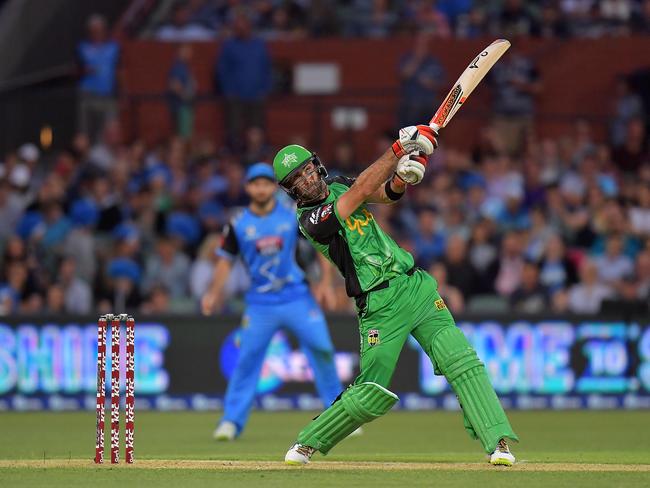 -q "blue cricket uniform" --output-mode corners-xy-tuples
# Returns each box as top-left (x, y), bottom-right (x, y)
(217, 198), (342, 433)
